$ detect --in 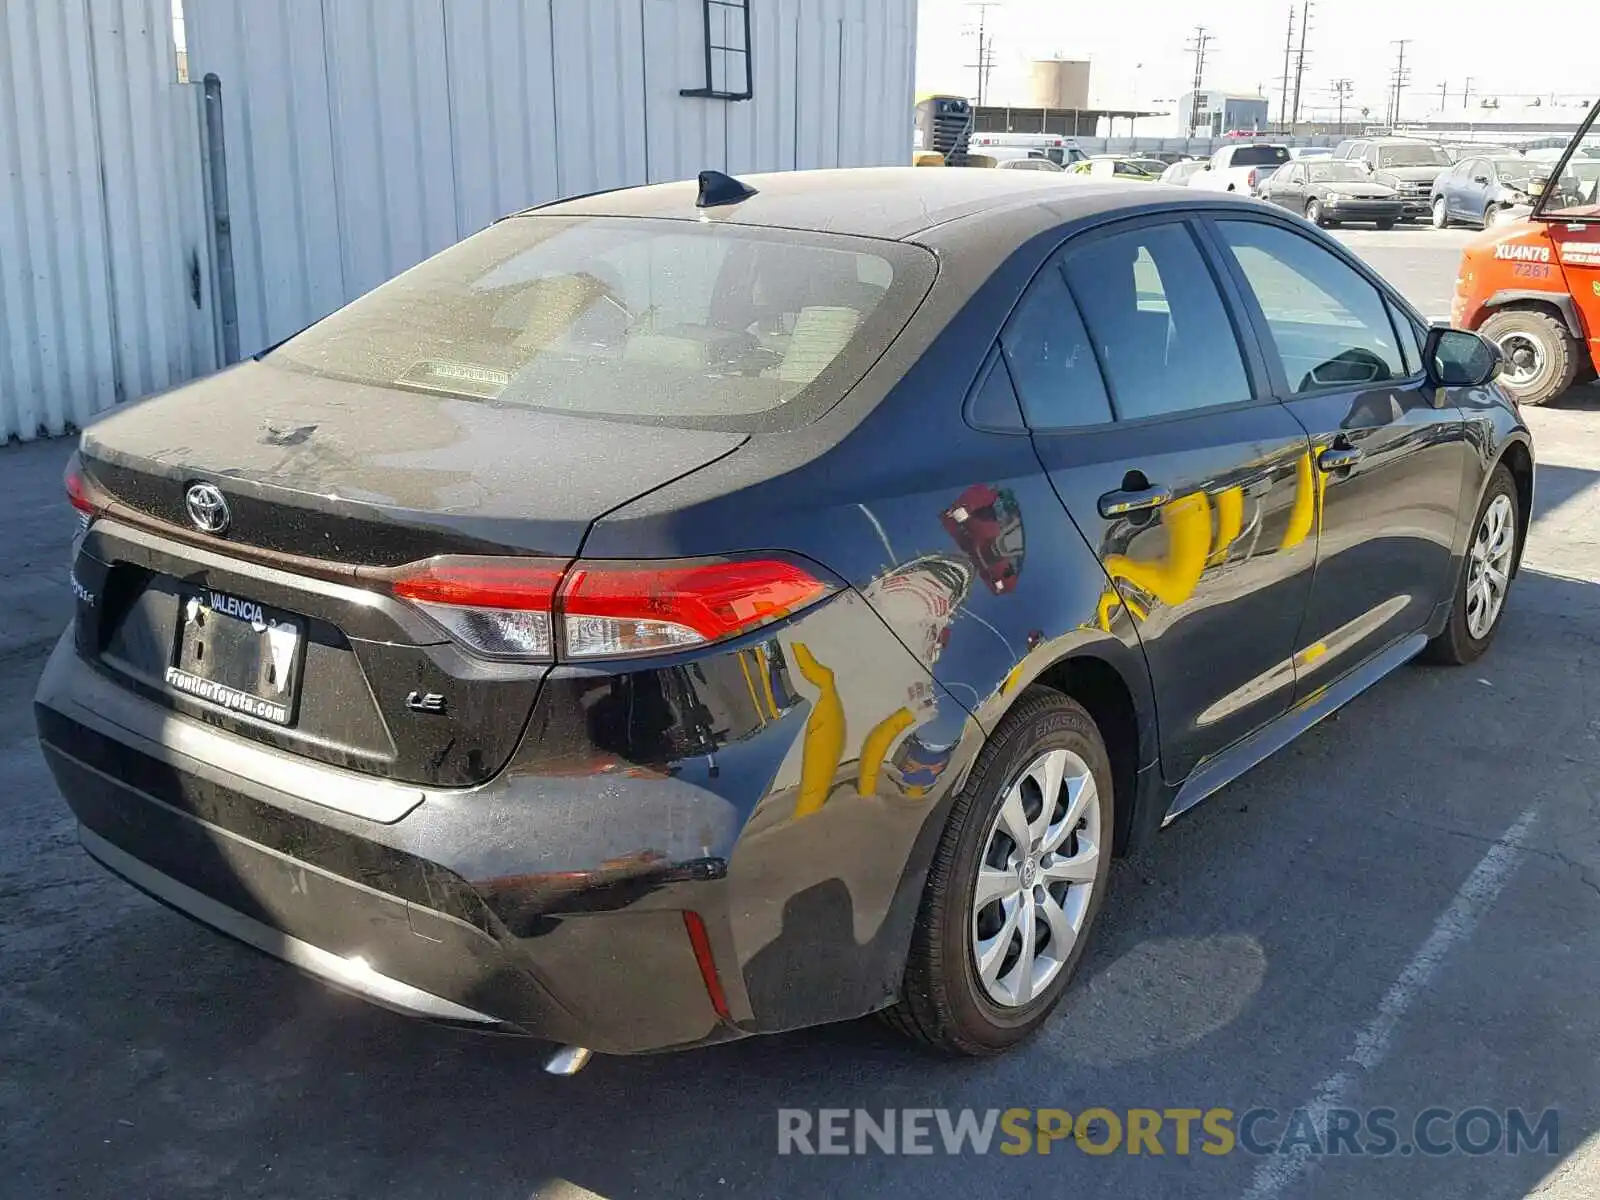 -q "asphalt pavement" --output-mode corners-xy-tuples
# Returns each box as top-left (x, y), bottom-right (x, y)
(3, 227), (1599, 1199)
